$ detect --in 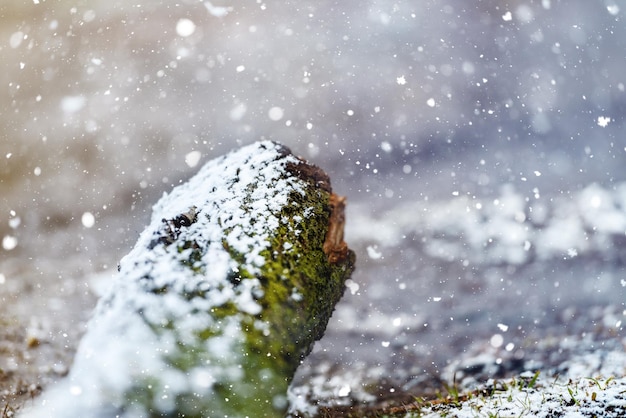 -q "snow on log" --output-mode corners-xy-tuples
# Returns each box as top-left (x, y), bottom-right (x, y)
(22, 141), (355, 418)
